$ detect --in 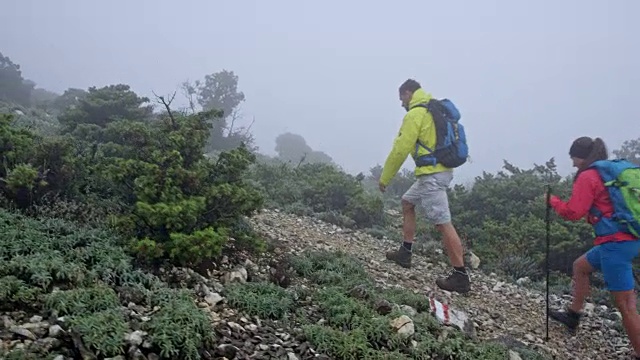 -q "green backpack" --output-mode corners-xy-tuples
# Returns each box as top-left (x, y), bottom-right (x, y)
(588, 159), (640, 238)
